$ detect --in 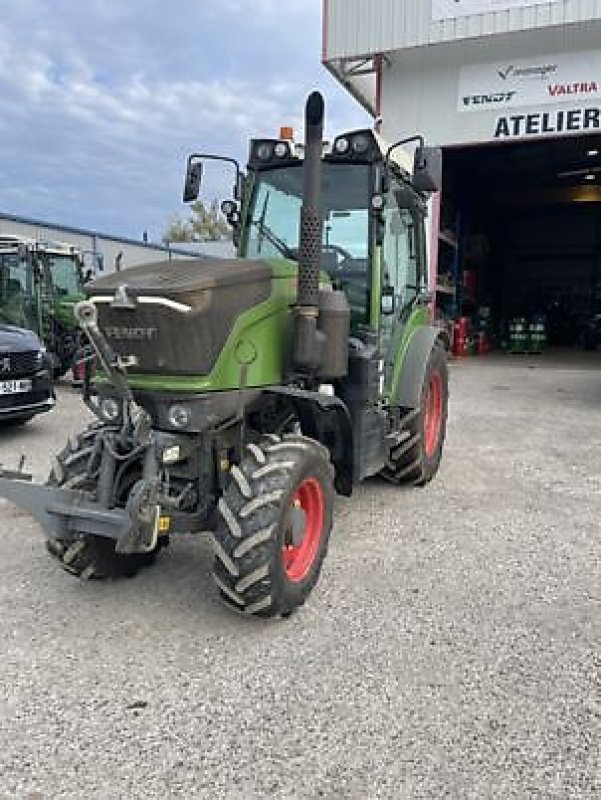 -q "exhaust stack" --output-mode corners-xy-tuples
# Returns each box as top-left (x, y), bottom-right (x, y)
(293, 91), (325, 372)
